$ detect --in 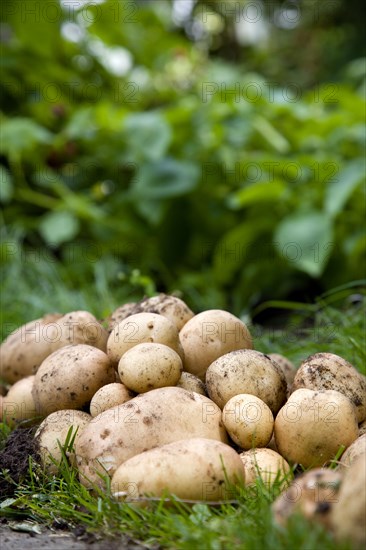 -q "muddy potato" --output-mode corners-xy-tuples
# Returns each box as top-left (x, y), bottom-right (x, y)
(275, 389), (359, 468)
(0, 313), (62, 384)
(118, 343), (182, 393)
(339, 433), (366, 469)
(75, 387), (228, 487)
(35, 410), (91, 474)
(206, 349), (287, 413)
(52, 311), (108, 353)
(331, 454), (366, 547)
(293, 352), (366, 423)
(359, 418), (366, 436)
(107, 312), (183, 365)
(179, 310), (252, 381)
(32, 344), (115, 415)
(2, 376), (38, 426)
(239, 448), (291, 487)
(177, 372), (206, 395)
(112, 438), (244, 503)
(269, 353), (296, 389)
(272, 468), (343, 529)
(223, 394), (274, 449)
(107, 303), (137, 332)
(90, 383), (135, 417)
